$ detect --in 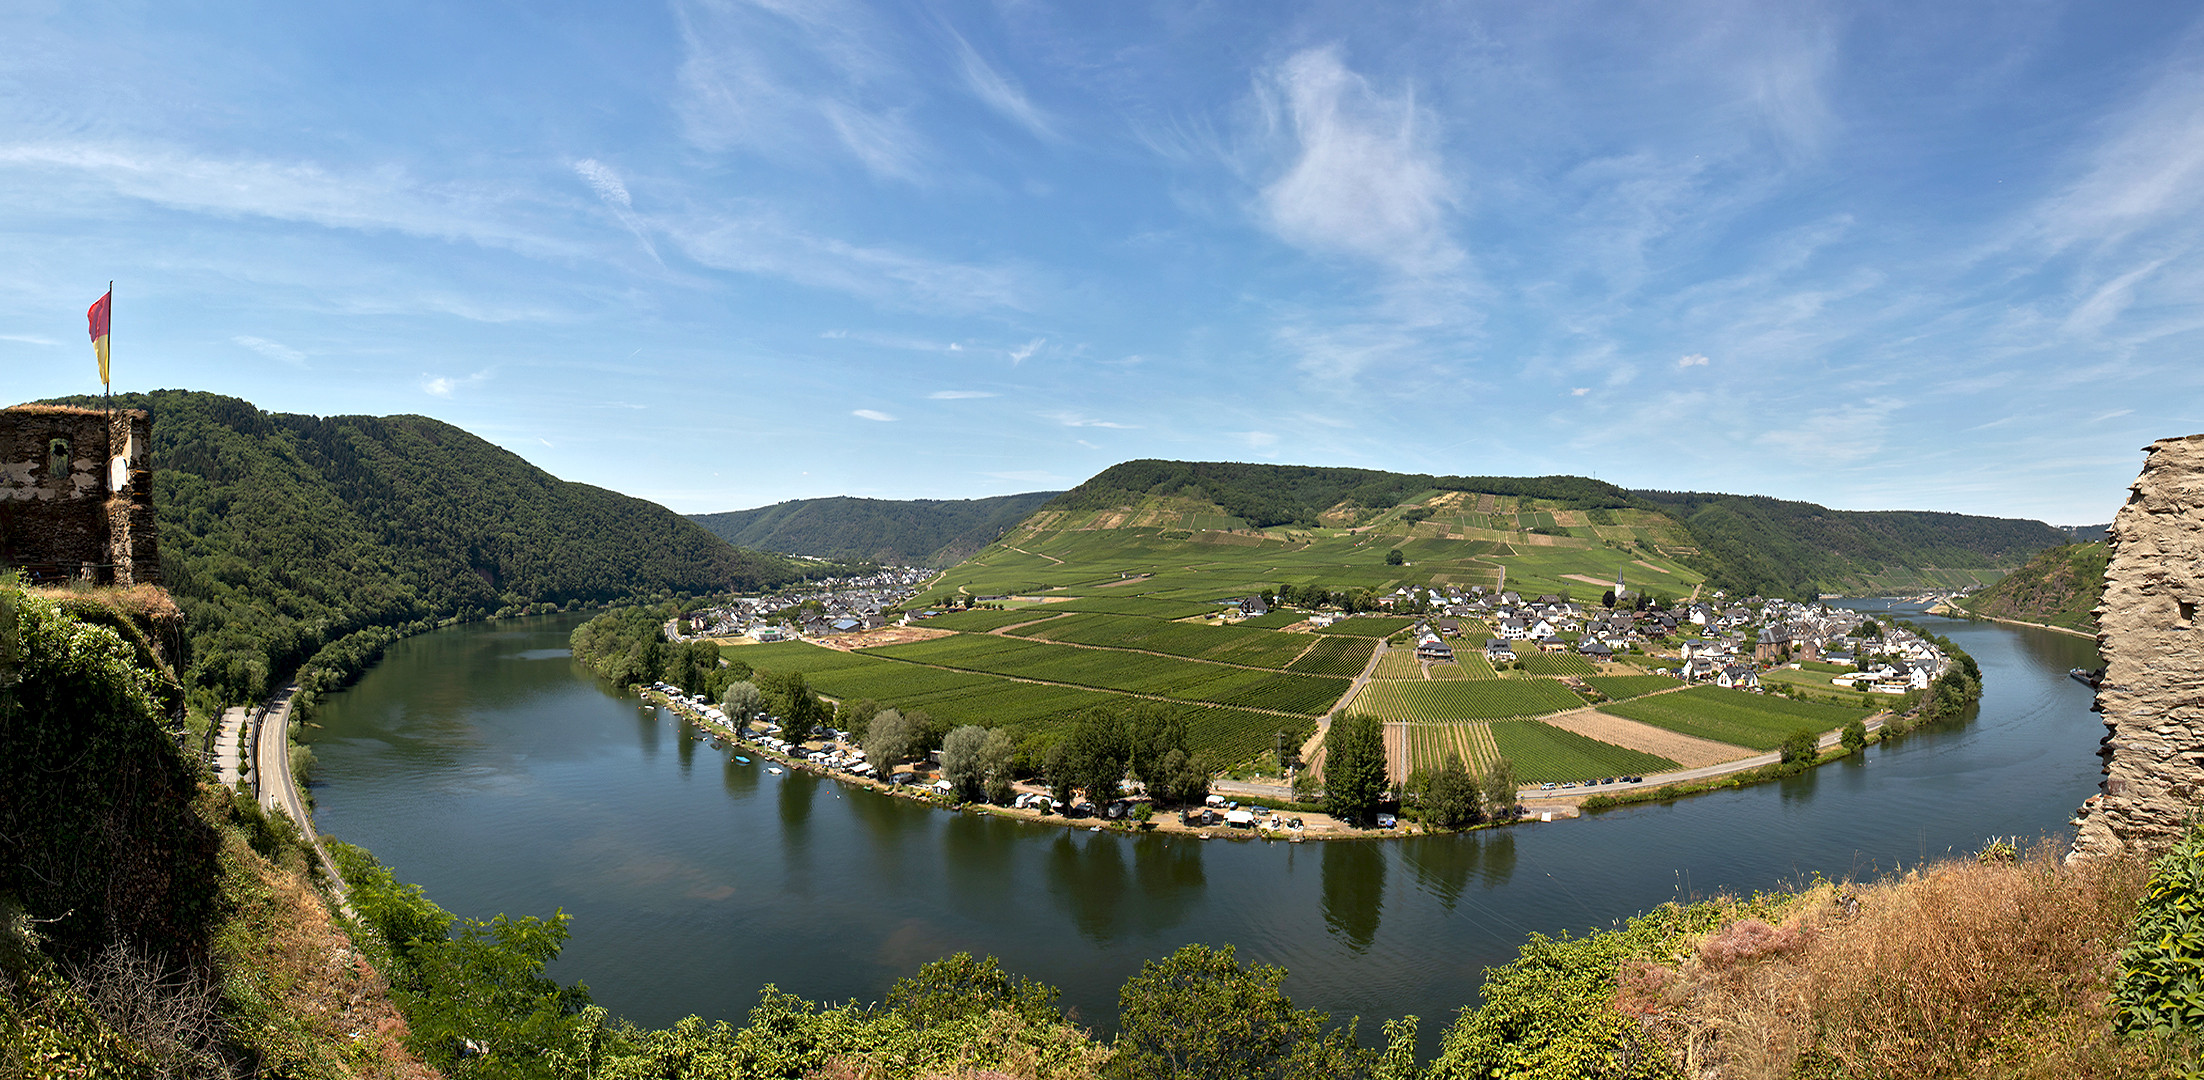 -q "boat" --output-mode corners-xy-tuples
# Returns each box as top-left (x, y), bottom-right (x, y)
(767, 766), (784, 775)
(2070, 667), (2105, 688)
(734, 755), (750, 764)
